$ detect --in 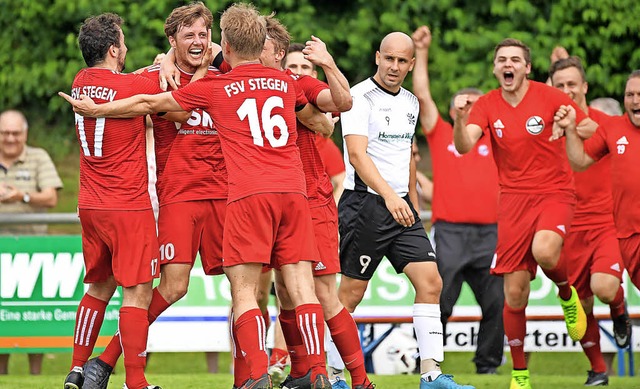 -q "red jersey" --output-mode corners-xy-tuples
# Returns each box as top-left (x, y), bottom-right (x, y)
(287, 70), (334, 208)
(172, 63), (308, 202)
(425, 115), (499, 224)
(316, 134), (345, 178)
(570, 108), (615, 230)
(140, 65), (227, 205)
(468, 81), (586, 194)
(584, 114), (640, 238)
(71, 68), (161, 210)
